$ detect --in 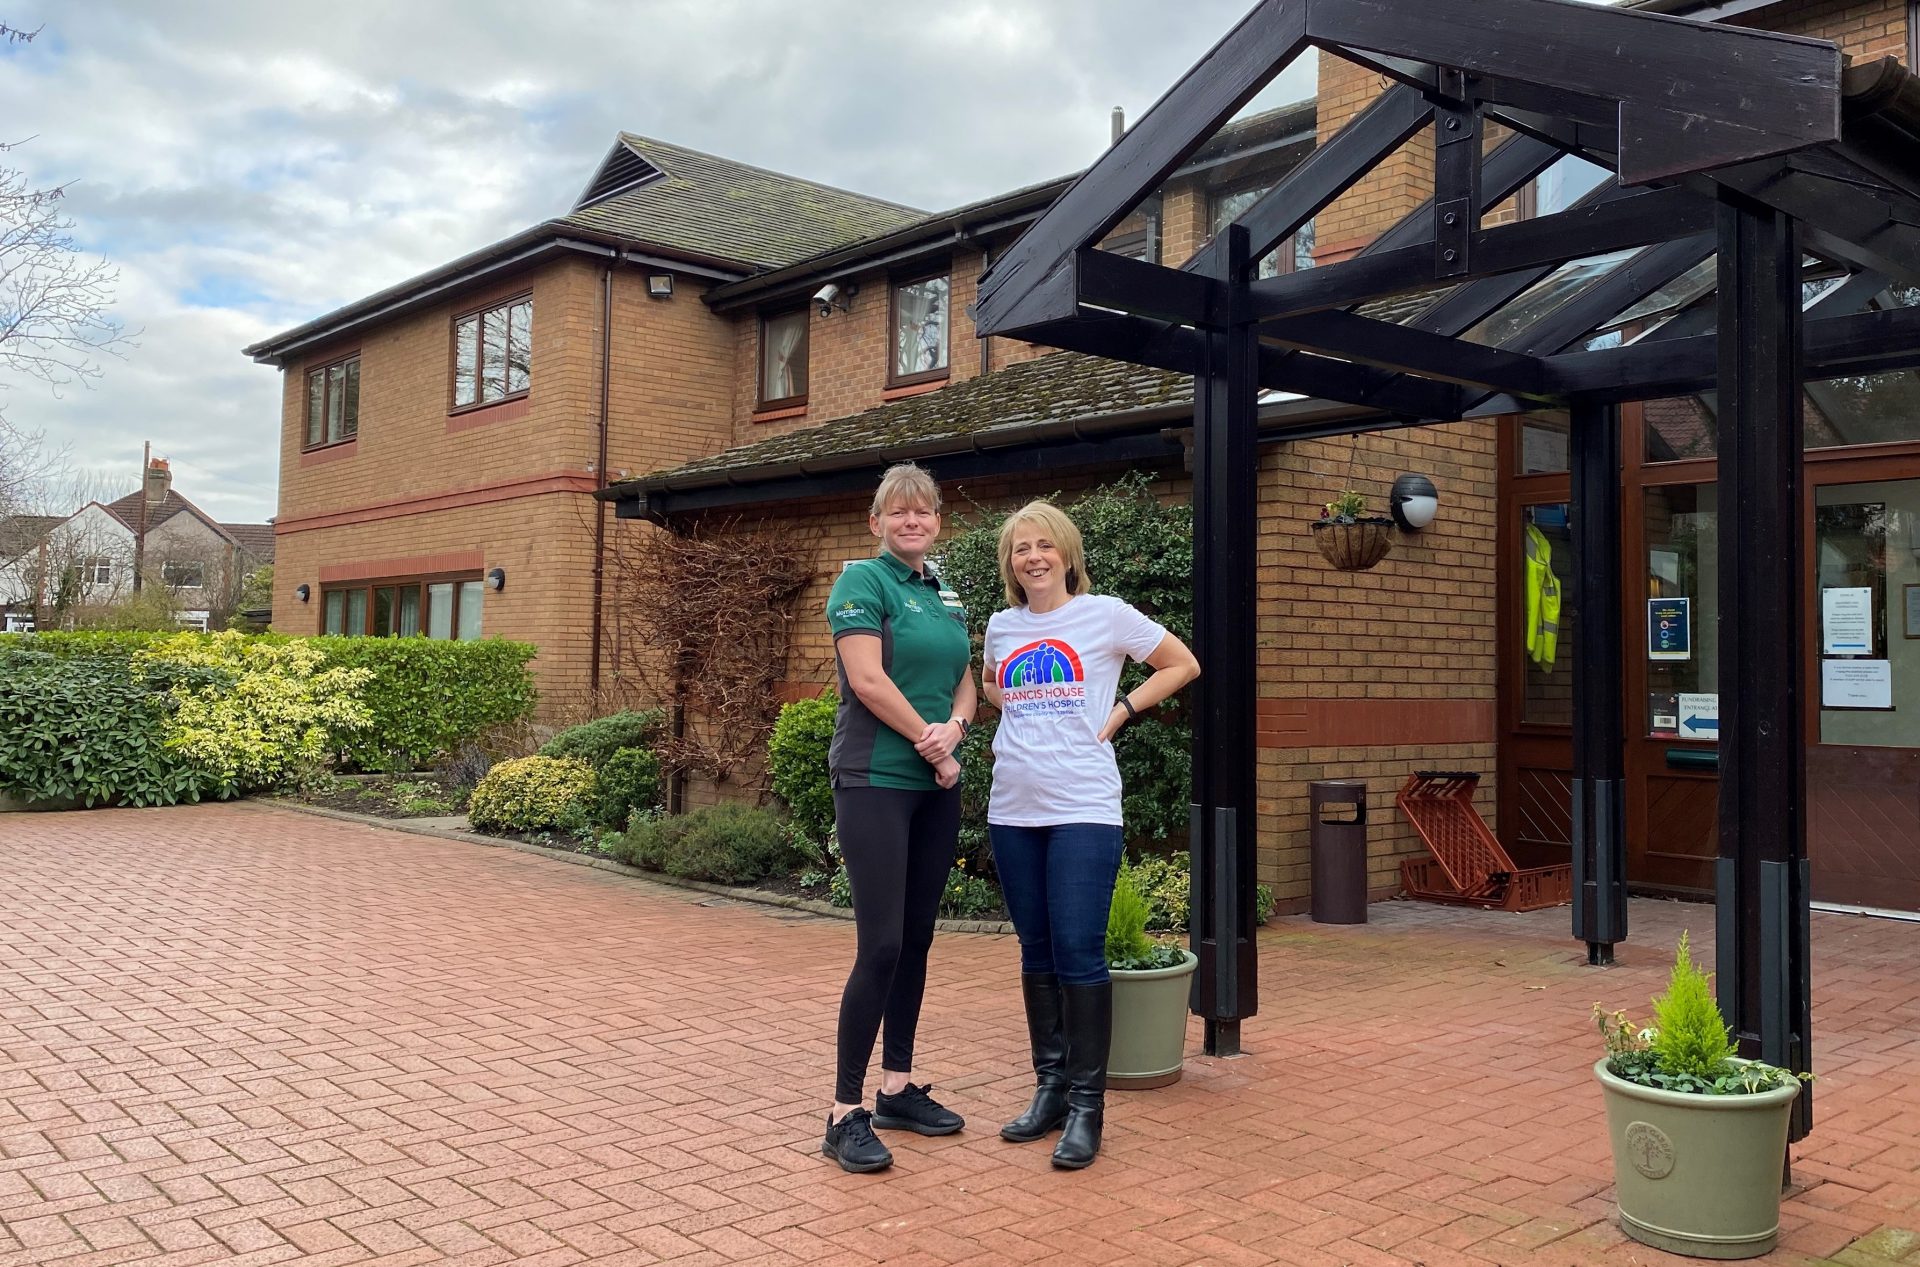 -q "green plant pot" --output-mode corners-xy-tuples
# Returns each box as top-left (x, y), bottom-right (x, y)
(1595, 1059), (1802, 1259)
(1109, 949), (1198, 1089)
